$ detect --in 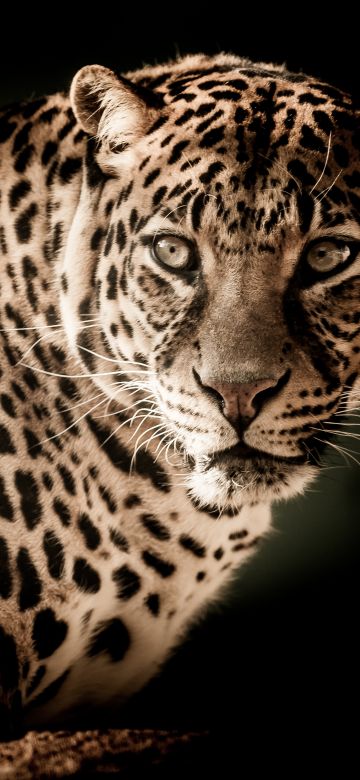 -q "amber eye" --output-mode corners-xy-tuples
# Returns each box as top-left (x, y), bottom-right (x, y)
(152, 235), (193, 270)
(306, 240), (351, 273)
